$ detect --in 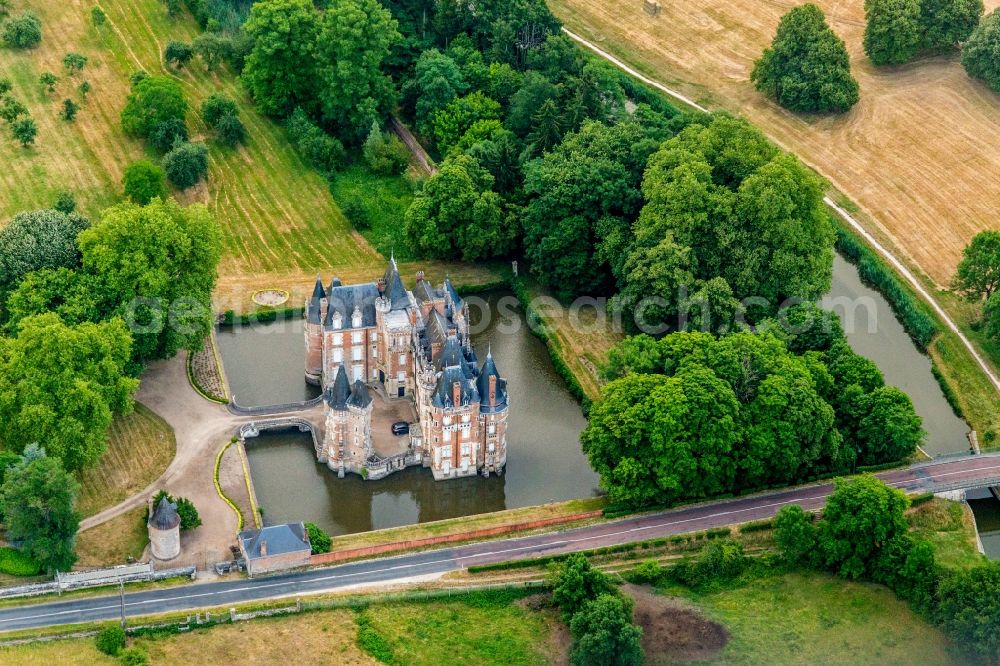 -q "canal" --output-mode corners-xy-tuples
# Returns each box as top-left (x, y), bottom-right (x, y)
(217, 292), (600, 536)
(217, 253), (970, 535)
